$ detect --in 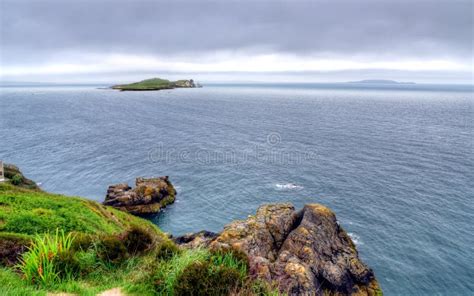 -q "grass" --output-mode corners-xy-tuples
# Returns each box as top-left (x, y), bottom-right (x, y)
(0, 182), (161, 236)
(112, 78), (174, 91)
(111, 77), (195, 91)
(0, 181), (279, 295)
(154, 248), (210, 295)
(0, 267), (46, 296)
(19, 229), (74, 287)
